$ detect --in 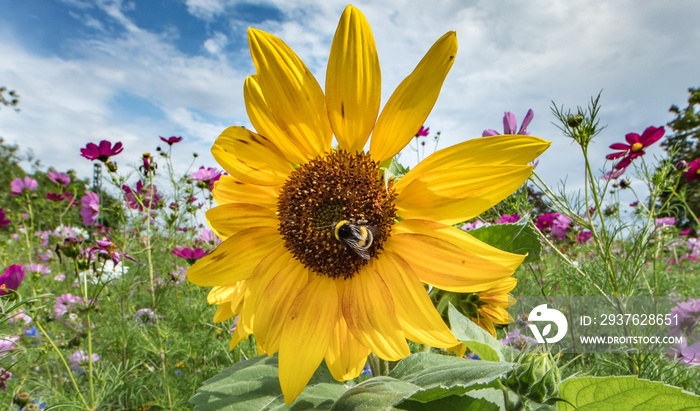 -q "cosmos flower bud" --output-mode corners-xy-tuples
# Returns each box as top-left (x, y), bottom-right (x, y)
(566, 114), (584, 128)
(676, 160), (688, 171)
(106, 161), (118, 173)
